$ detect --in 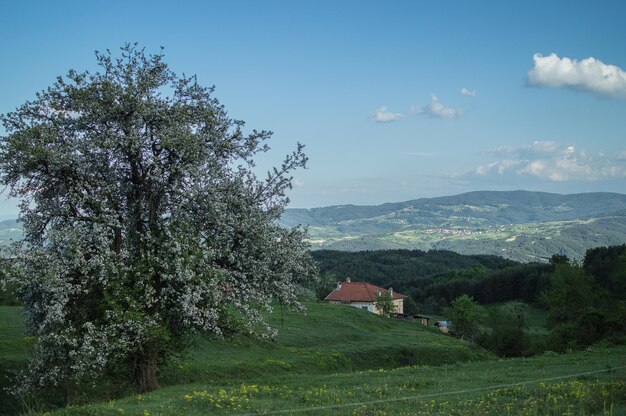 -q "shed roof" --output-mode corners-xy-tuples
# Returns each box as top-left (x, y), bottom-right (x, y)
(324, 281), (407, 302)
